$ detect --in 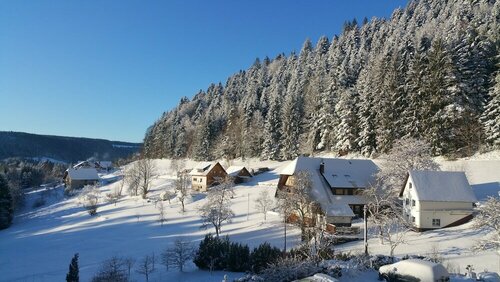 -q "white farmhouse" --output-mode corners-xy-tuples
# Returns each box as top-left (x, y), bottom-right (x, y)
(400, 170), (477, 231)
